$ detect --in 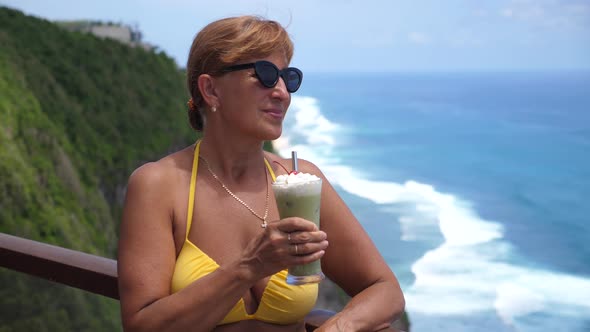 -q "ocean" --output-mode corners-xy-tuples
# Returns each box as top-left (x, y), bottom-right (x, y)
(275, 71), (590, 331)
